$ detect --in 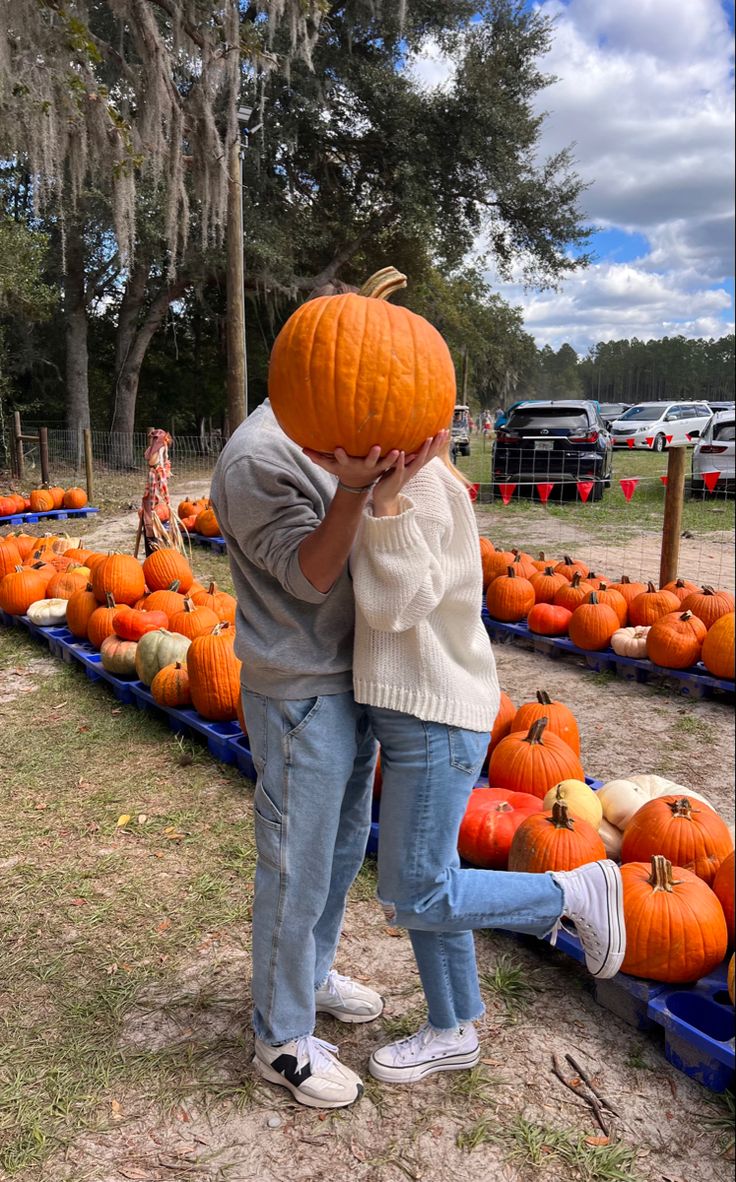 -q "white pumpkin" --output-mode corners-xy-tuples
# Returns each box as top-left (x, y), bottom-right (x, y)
(598, 818), (623, 859)
(628, 773), (686, 796)
(543, 779), (603, 829)
(26, 598), (68, 626)
(598, 773), (714, 830)
(611, 625), (650, 658)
